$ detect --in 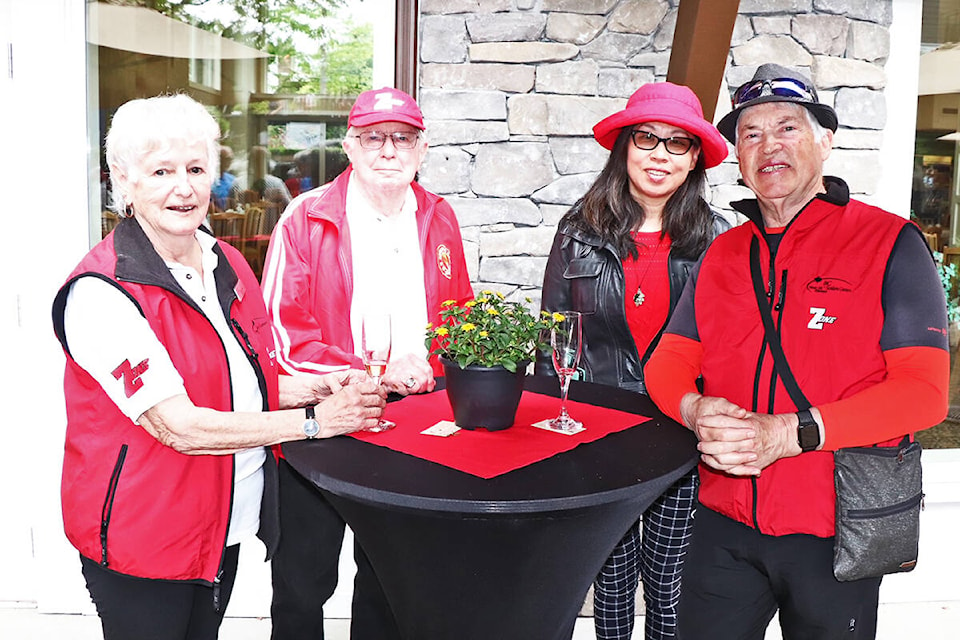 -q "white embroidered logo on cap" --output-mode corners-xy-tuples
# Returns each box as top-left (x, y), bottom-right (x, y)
(374, 91), (405, 112)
